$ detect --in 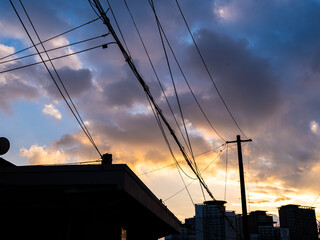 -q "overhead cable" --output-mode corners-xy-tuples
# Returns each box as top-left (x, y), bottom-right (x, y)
(0, 43), (115, 74)
(0, 33), (110, 66)
(147, 93), (196, 204)
(18, 0), (102, 157)
(148, 94), (196, 180)
(0, 12), (107, 61)
(164, 148), (224, 202)
(175, 0), (248, 139)
(150, 0), (206, 200)
(138, 162), (178, 176)
(91, 0), (215, 200)
(194, 144), (225, 157)
(148, 0), (226, 142)
(312, 193), (320, 207)
(11, 0), (102, 158)
(106, 0), (132, 58)
(138, 144), (225, 176)
(153, 4), (196, 168)
(123, 0), (194, 157)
